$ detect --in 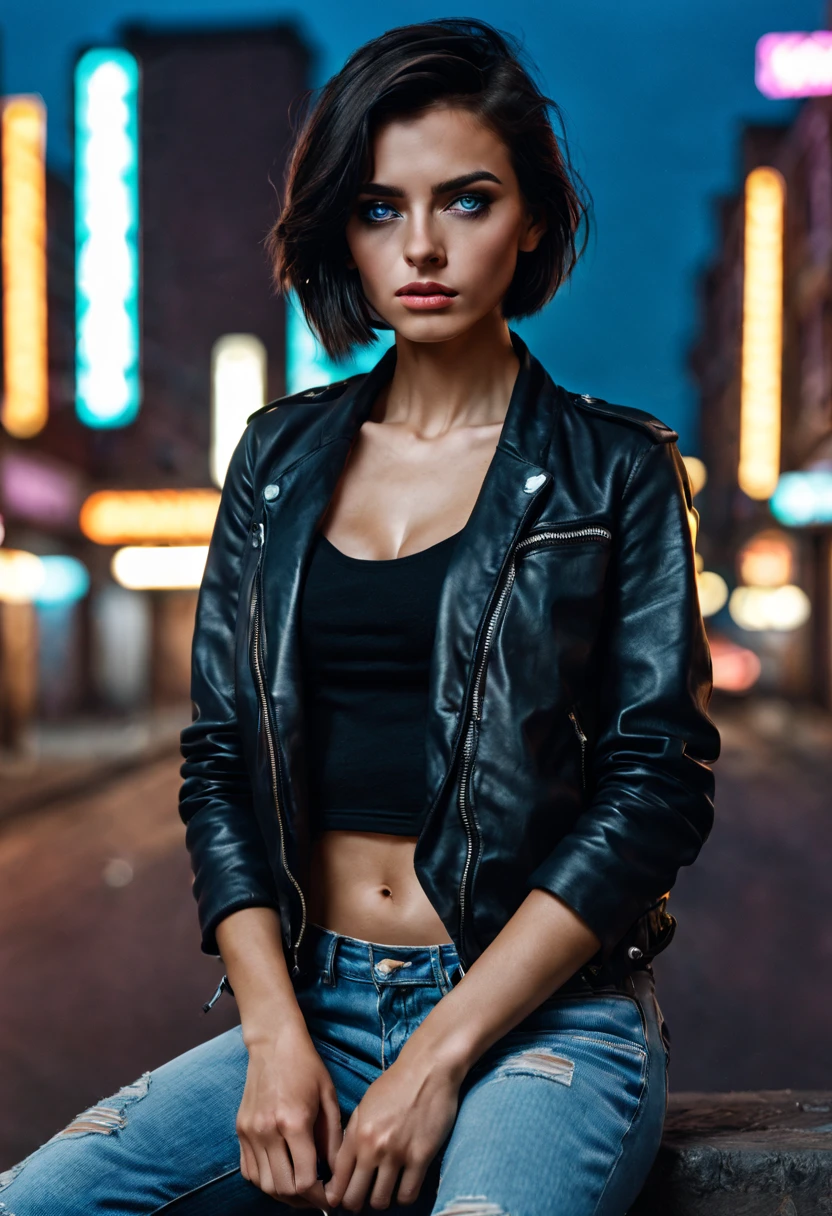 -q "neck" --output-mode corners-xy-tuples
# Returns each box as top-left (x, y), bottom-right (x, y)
(376, 311), (519, 437)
